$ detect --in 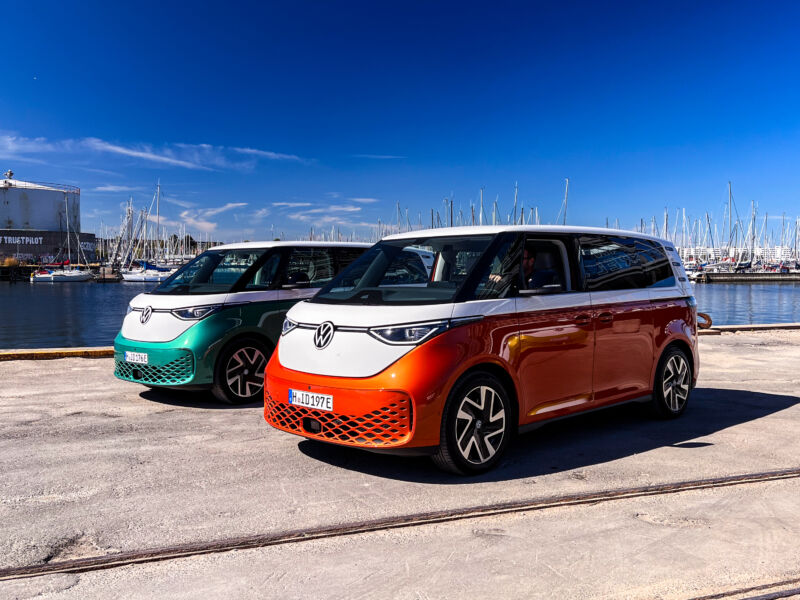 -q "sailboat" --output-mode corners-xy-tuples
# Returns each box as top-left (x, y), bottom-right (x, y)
(31, 197), (93, 282)
(120, 181), (177, 282)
